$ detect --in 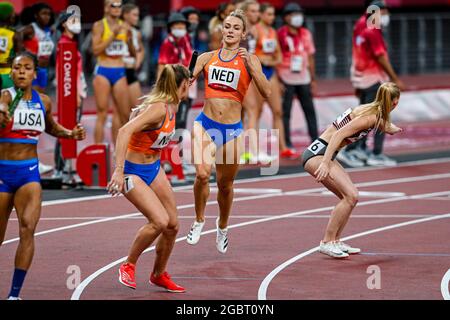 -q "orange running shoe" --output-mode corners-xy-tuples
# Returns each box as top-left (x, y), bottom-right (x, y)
(280, 148), (300, 159)
(150, 272), (185, 293)
(118, 262), (136, 289)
